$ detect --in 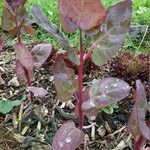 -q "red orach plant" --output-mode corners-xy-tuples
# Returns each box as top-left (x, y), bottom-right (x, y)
(31, 0), (134, 149)
(2, 0), (147, 149)
(1, 1), (51, 102)
(2, 0), (35, 42)
(14, 42), (52, 101)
